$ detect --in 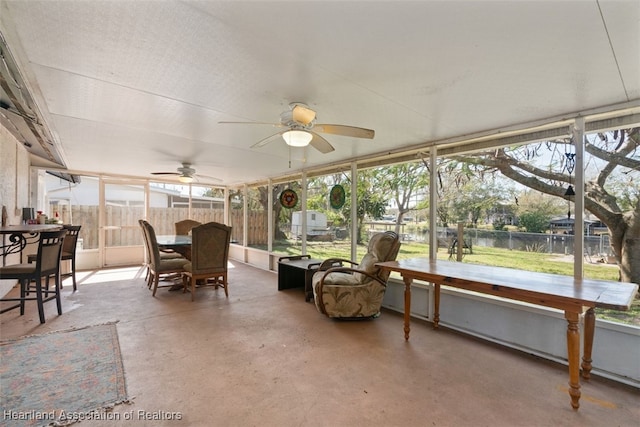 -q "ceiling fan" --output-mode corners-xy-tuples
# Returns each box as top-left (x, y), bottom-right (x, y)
(151, 162), (220, 184)
(220, 102), (375, 153)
